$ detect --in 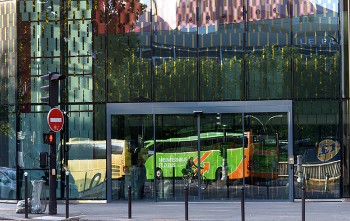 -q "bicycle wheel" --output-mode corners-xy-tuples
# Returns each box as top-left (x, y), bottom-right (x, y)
(200, 175), (208, 190)
(193, 175), (208, 190)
